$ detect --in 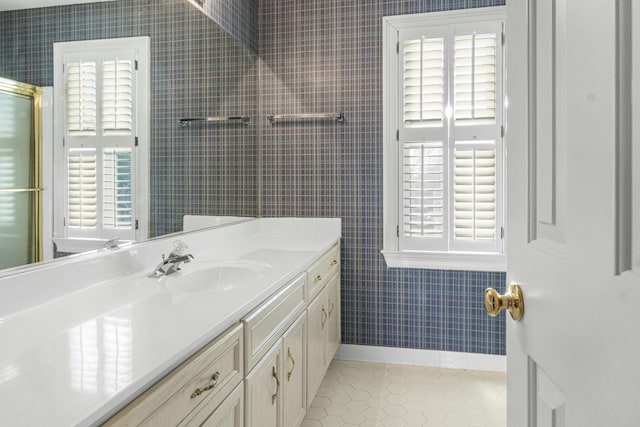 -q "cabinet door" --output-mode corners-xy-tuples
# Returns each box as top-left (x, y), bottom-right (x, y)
(306, 292), (327, 408)
(245, 341), (282, 427)
(282, 314), (306, 427)
(326, 276), (341, 362)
